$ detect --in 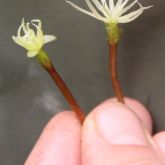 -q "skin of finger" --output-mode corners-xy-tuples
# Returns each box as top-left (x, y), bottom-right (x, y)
(82, 101), (165, 165)
(153, 131), (165, 155)
(103, 97), (153, 133)
(25, 111), (81, 165)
